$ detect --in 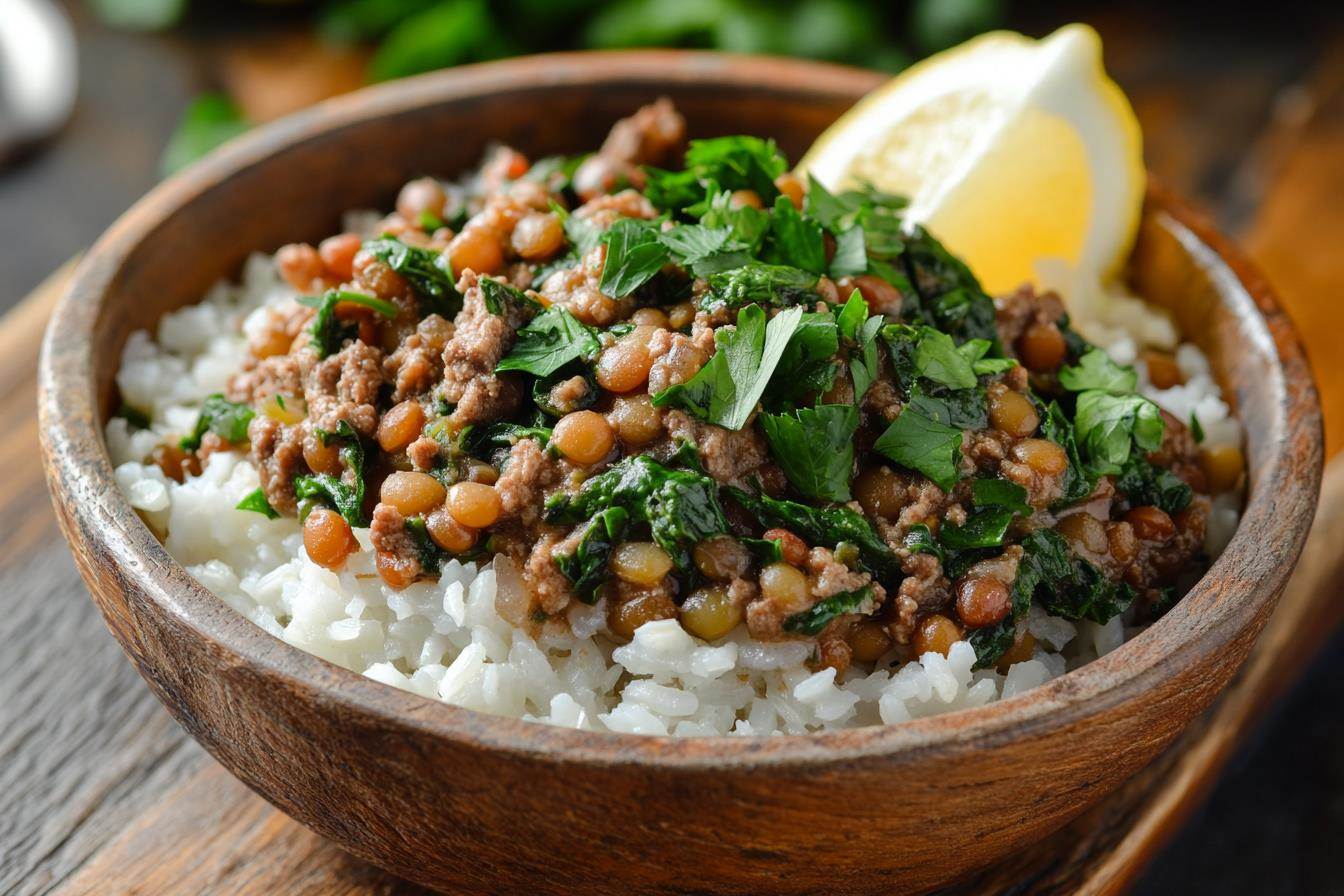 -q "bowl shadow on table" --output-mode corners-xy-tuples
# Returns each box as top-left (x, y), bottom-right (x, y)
(36, 52), (1322, 896)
